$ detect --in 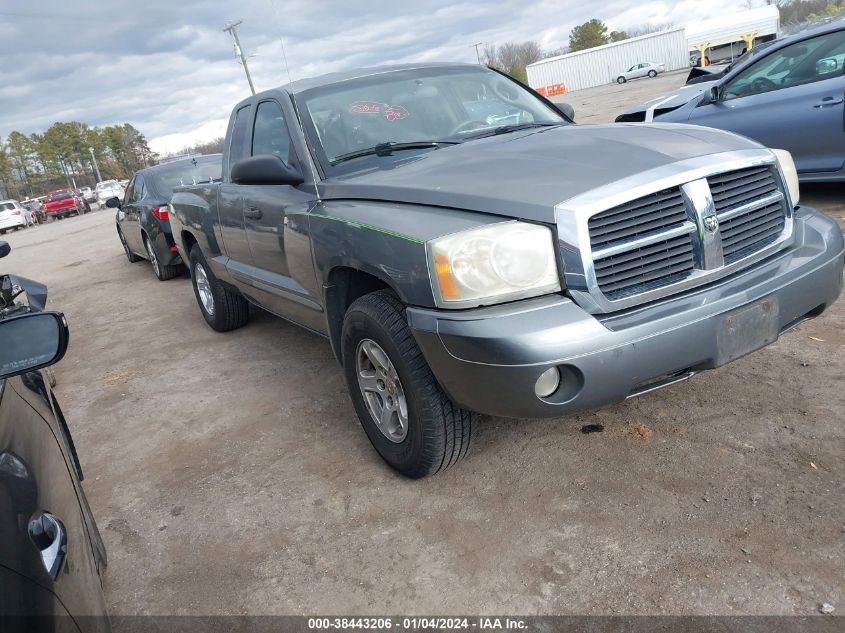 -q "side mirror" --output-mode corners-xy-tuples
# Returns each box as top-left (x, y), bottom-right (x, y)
(0, 241), (9, 259)
(105, 197), (121, 208)
(231, 155), (304, 186)
(0, 312), (69, 380)
(557, 102), (575, 121)
(699, 85), (720, 105)
(816, 57), (838, 75)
